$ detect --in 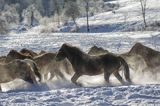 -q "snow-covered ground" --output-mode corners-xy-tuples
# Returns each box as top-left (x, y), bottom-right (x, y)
(6, 0), (160, 34)
(58, 0), (160, 32)
(1, 0), (160, 105)
(1, 32), (160, 105)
